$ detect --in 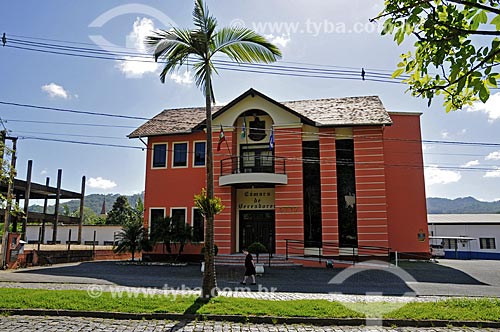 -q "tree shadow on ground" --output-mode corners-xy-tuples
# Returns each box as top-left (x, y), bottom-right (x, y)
(169, 297), (209, 332)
